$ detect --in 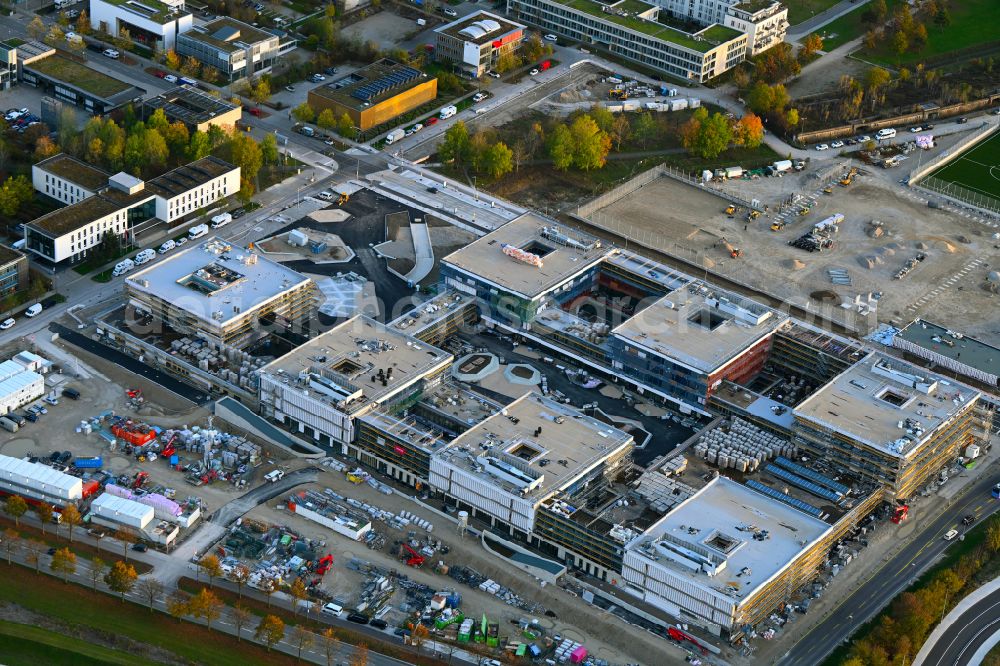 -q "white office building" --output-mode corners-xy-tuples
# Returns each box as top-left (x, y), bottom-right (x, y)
(32, 154), (109, 205)
(89, 0), (193, 52)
